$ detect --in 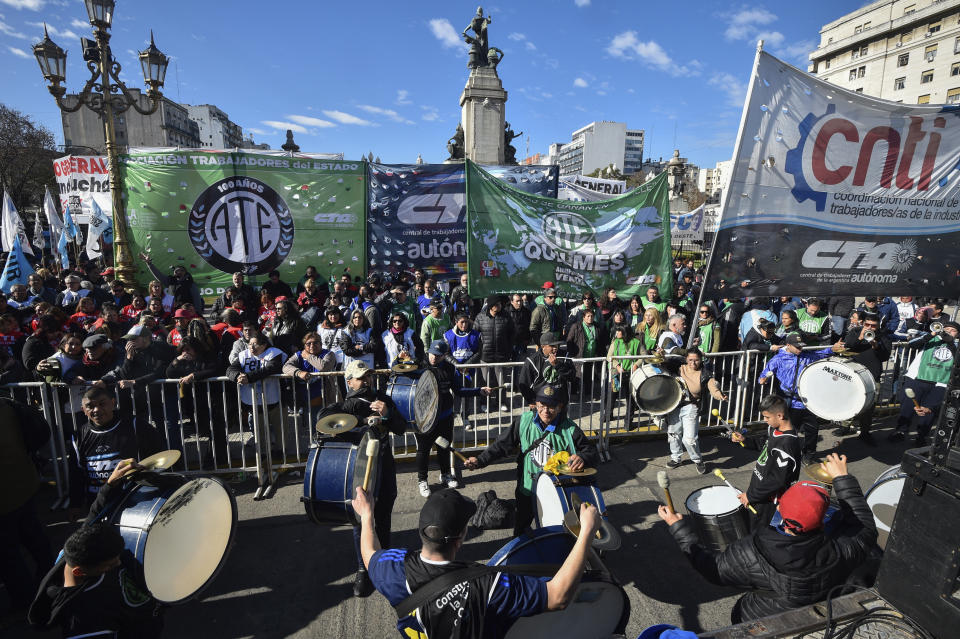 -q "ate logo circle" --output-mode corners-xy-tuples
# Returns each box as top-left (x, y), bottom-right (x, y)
(188, 177), (294, 275)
